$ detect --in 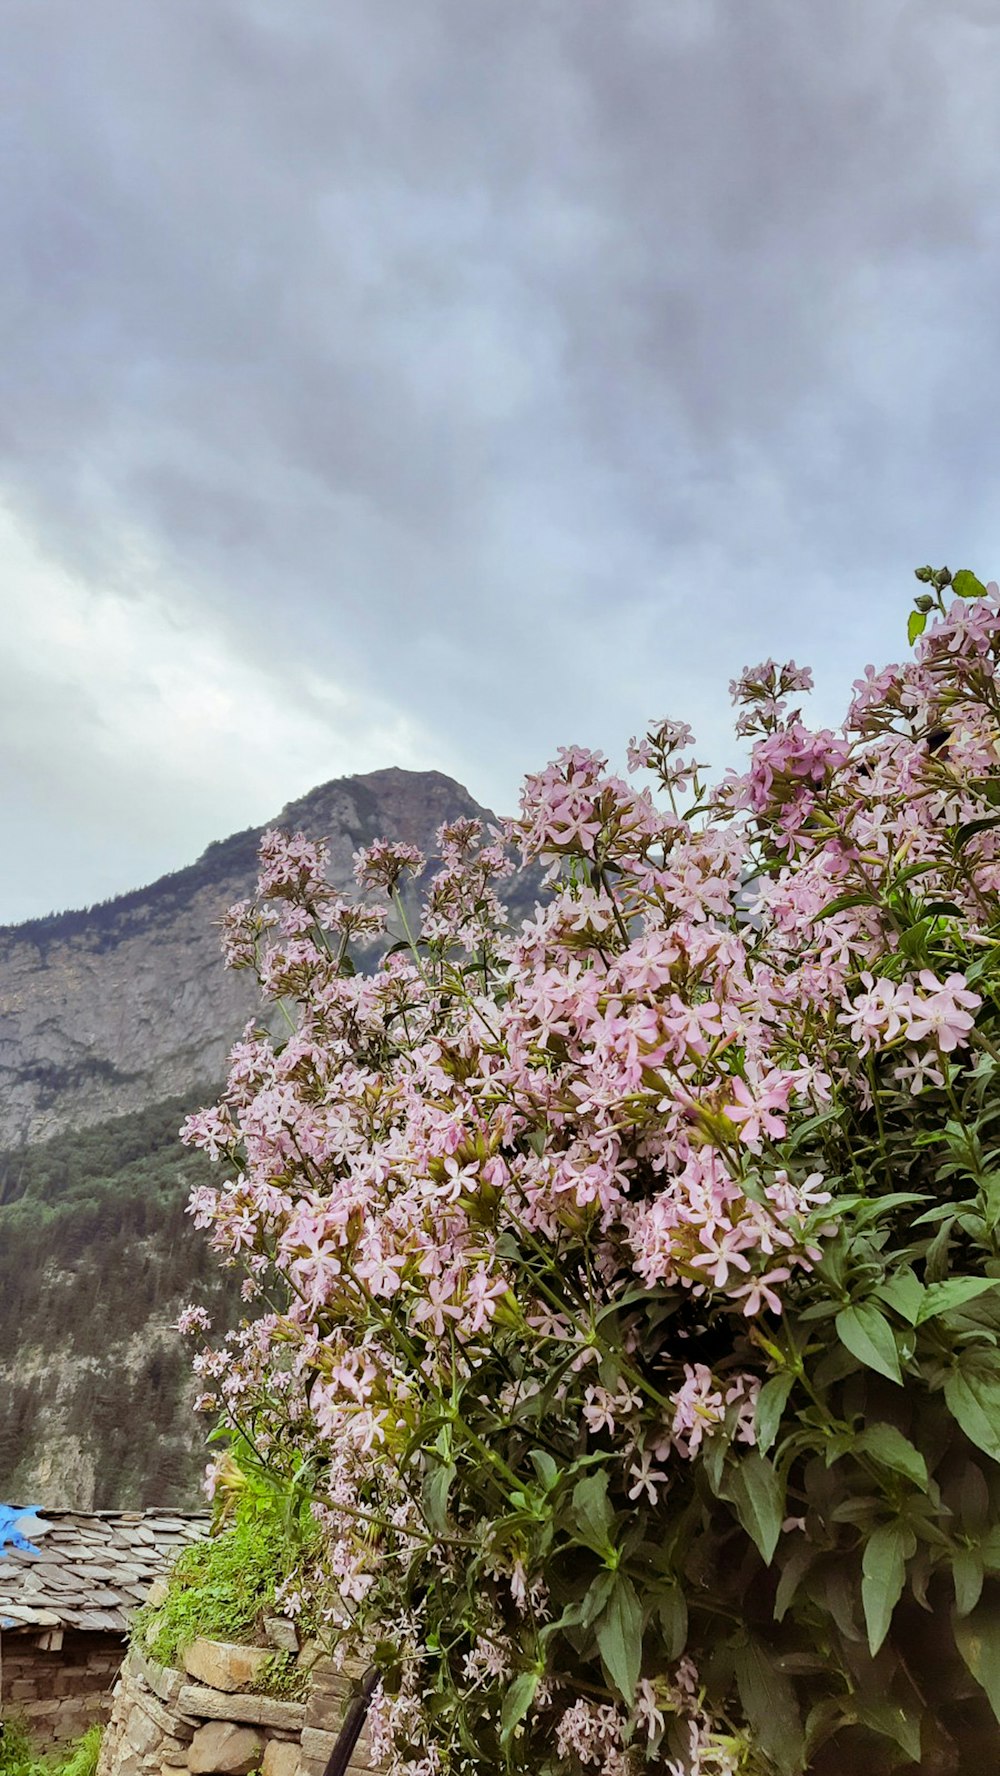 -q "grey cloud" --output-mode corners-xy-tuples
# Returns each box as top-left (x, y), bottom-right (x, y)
(2, 0), (1000, 916)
